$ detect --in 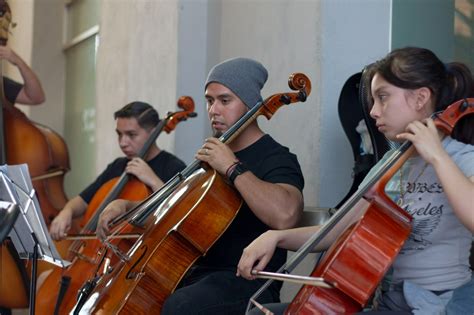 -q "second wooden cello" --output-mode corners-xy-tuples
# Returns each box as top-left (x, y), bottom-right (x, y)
(35, 97), (196, 315)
